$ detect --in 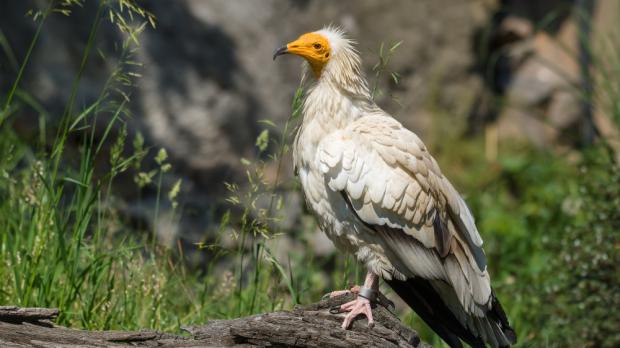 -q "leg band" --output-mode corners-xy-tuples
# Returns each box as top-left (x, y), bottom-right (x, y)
(357, 286), (378, 302)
